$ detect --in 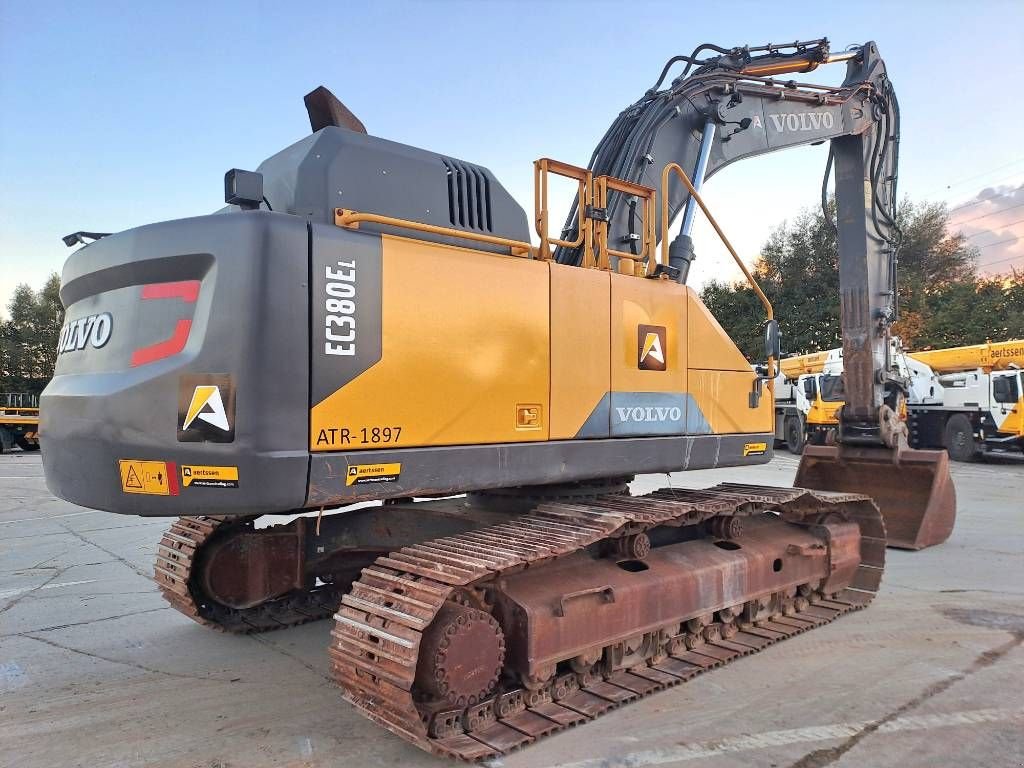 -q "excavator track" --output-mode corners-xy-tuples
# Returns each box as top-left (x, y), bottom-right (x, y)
(330, 483), (885, 760)
(154, 516), (342, 632)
